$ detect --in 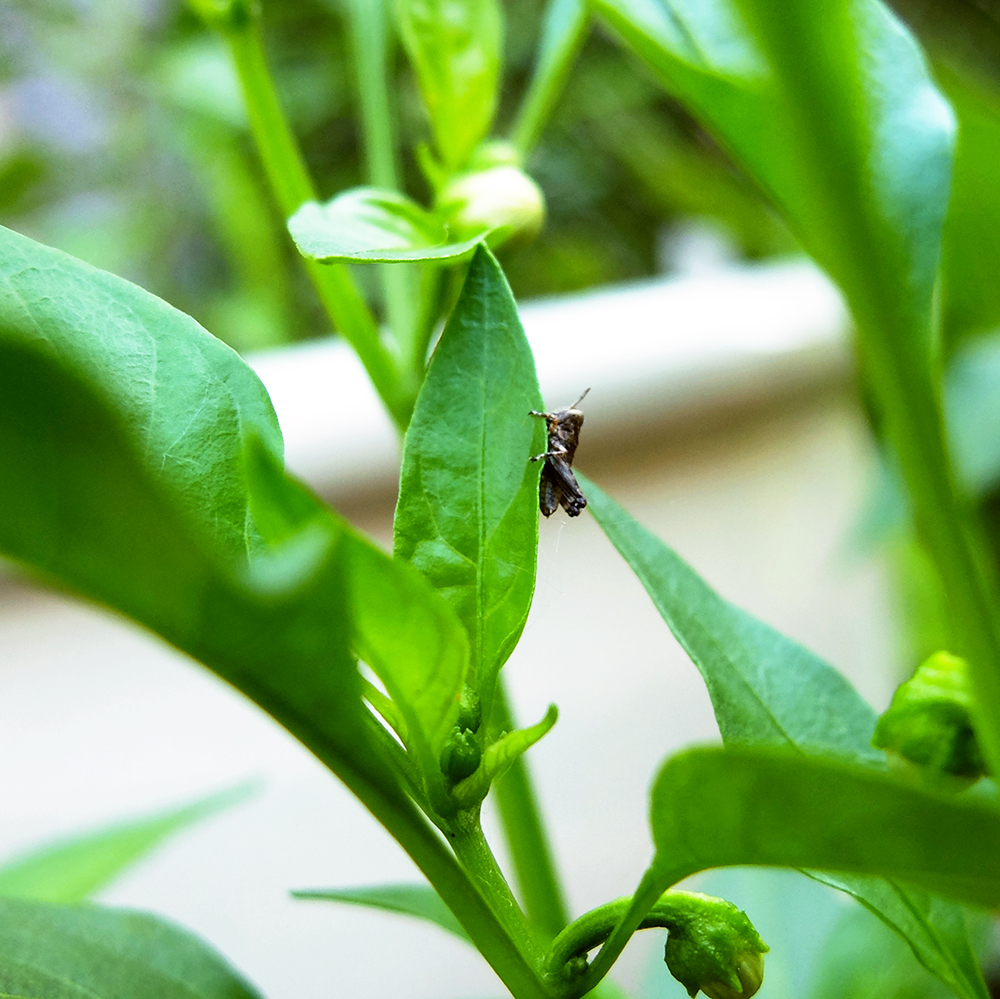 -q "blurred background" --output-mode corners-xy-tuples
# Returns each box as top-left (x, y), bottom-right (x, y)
(2, 1), (1000, 998)
(0, 0), (794, 352)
